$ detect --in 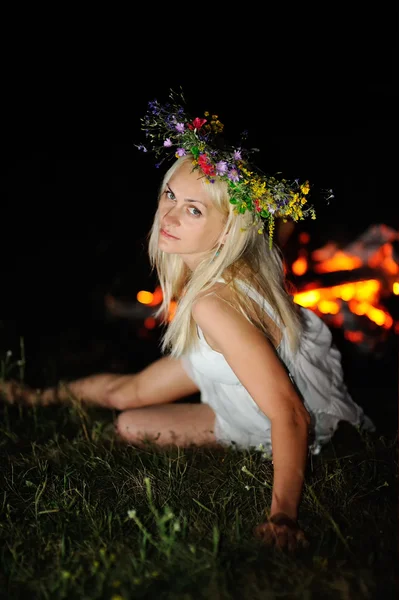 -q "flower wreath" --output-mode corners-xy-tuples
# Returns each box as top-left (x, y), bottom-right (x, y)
(136, 89), (333, 246)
